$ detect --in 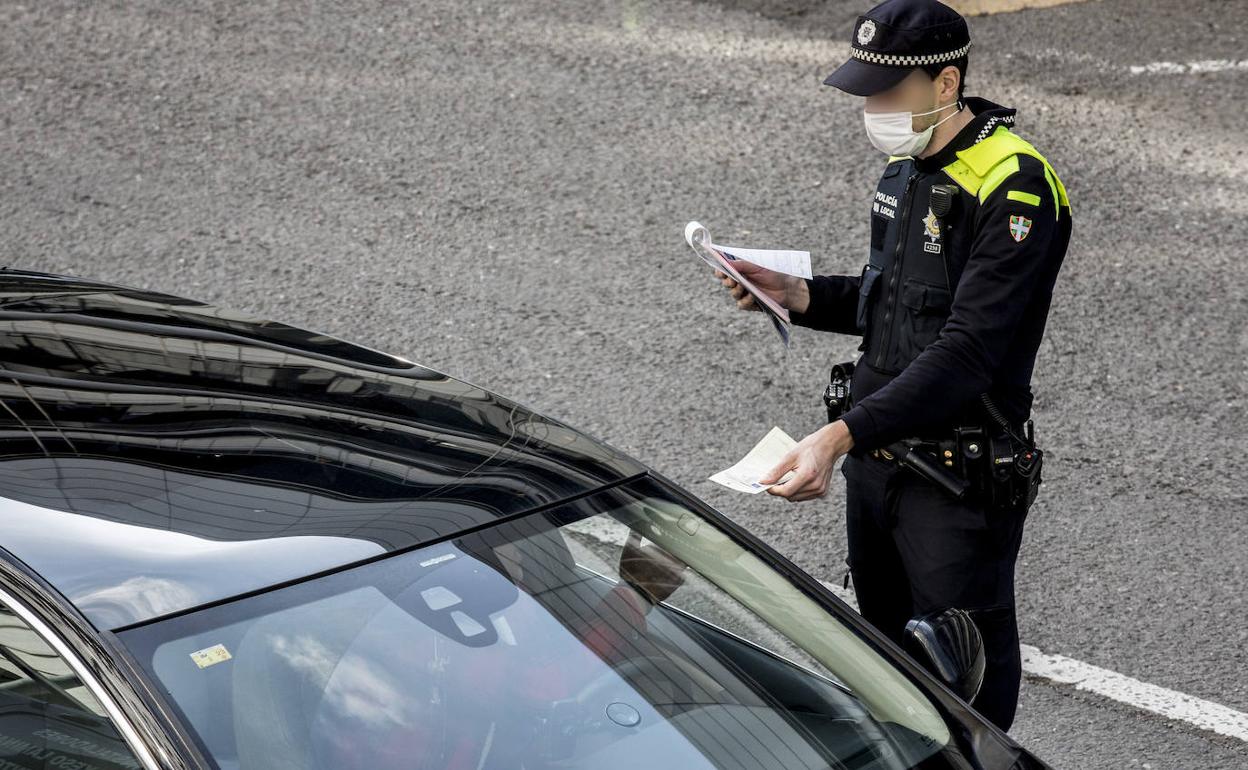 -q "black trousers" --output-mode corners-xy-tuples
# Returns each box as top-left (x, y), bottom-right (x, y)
(840, 451), (1030, 732)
